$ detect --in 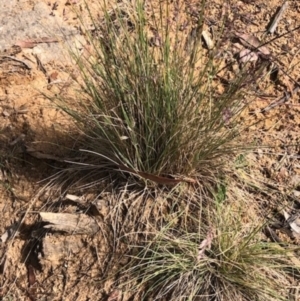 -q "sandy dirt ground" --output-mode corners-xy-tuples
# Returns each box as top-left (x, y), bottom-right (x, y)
(0, 0), (300, 300)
